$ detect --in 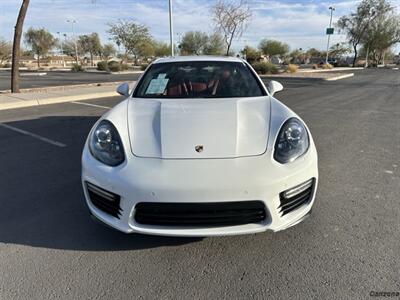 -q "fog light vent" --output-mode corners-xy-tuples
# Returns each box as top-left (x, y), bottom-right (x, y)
(86, 182), (122, 218)
(279, 178), (315, 216)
